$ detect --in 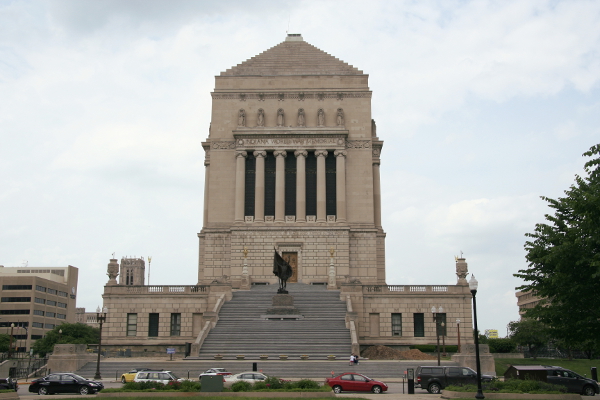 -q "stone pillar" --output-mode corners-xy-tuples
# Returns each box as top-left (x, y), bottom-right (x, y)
(373, 159), (382, 228)
(295, 150), (307, 222)
(254, 151), (266, 222)
(203, 160), (210, 226)
(315, 150), (328, 222)
(234, 151), (247, 223)
(334, 150), (347, 222)
(274, 150), (287, 222)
